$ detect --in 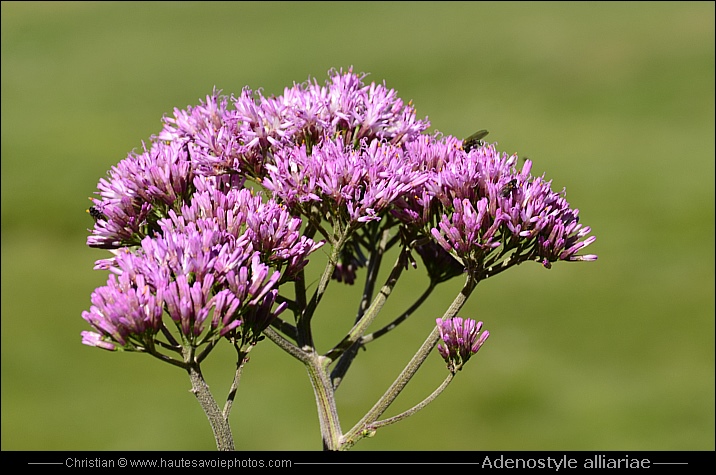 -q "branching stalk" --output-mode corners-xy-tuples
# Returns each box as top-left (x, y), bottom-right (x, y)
(325, 249), (406, 362)
(366, 373), (454, 432)
(222, 345), (252, 420)
(185, 357), (234, 451)
(340, 273), (478, 448)
(297, 224), (351, 346)
(330, 255), (430, 388)
(360, 281), (436, 344)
